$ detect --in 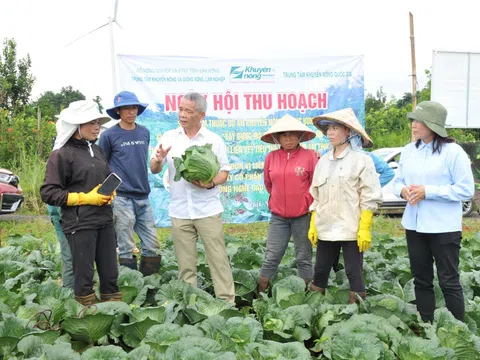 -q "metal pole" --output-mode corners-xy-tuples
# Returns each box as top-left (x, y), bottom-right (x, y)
(109, 16), (117, 97)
